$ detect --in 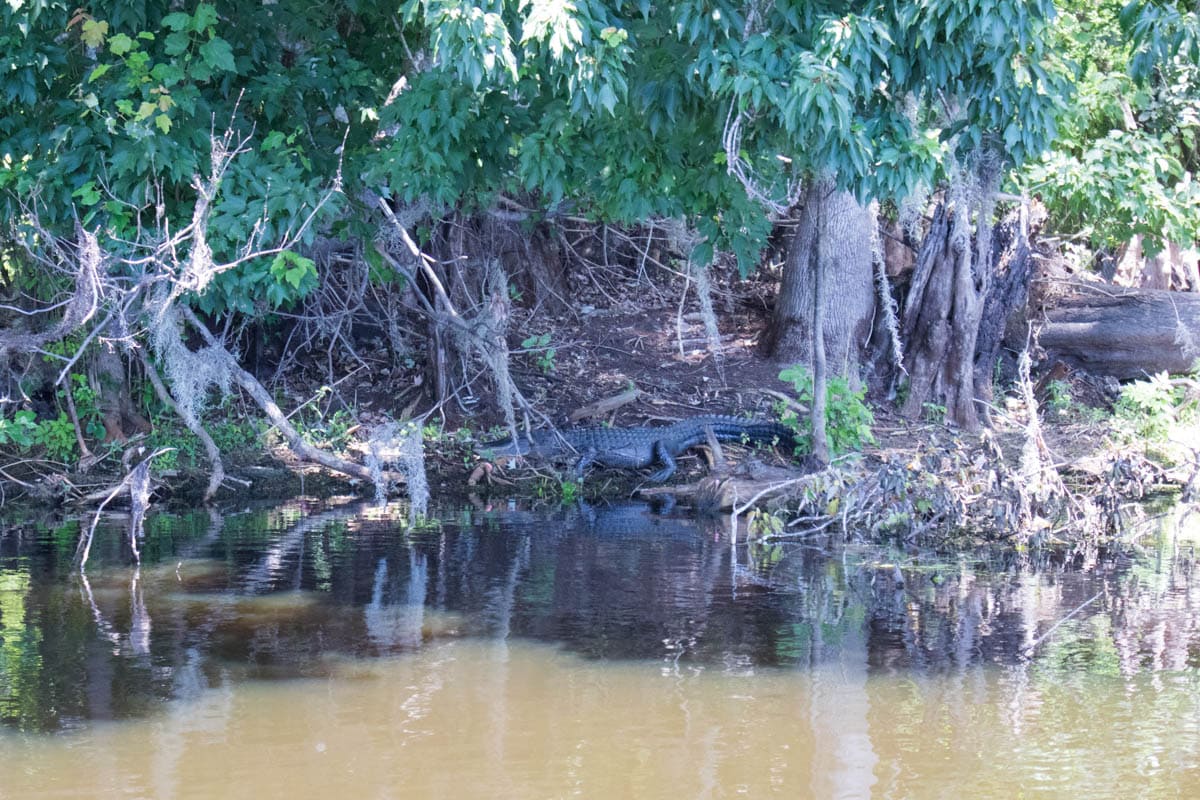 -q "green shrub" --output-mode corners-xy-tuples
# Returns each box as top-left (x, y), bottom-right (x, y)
(776, 365), (875, 456)
(33, 413), (77, 462)
(1114, 372), (1198, 442)
(0, 411), (37, 449)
